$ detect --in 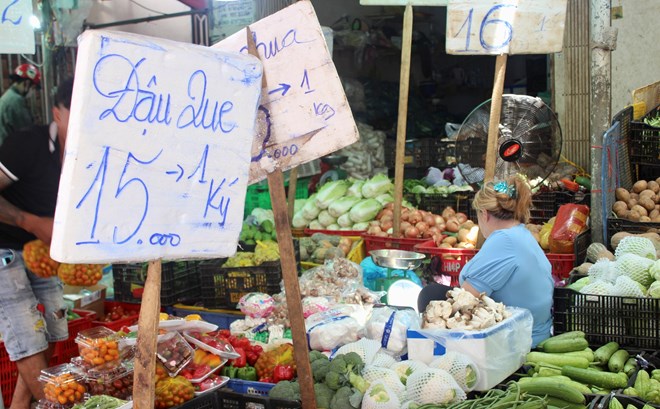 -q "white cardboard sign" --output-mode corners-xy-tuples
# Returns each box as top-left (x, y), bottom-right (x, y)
(0, 0), (35, 54)
(446, 0), (567, 55)
(213, 1), (359, 184)
(360, 0), (448, 5)
(51, 30), (263, 263)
